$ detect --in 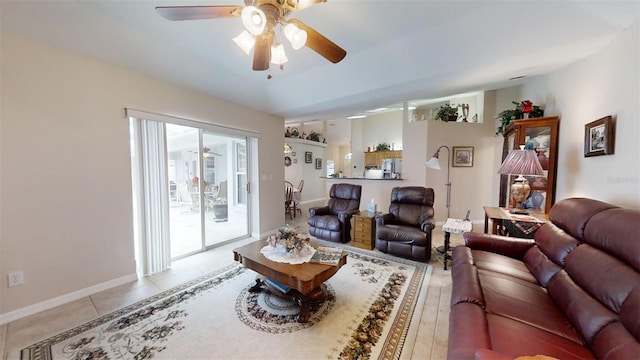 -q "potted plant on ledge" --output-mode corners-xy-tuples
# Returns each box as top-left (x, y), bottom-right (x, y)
(433, 103), (459, 122)
(496, 100), (544, 135)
